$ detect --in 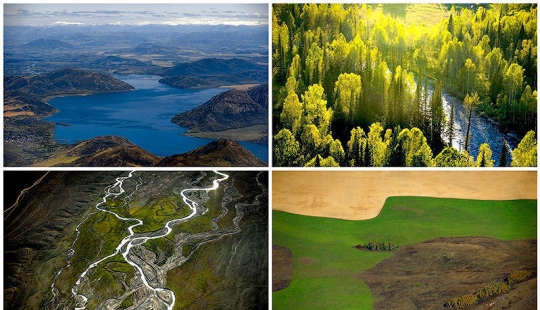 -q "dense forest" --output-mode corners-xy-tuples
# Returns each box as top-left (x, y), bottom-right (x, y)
(272, 4), (537, 167)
